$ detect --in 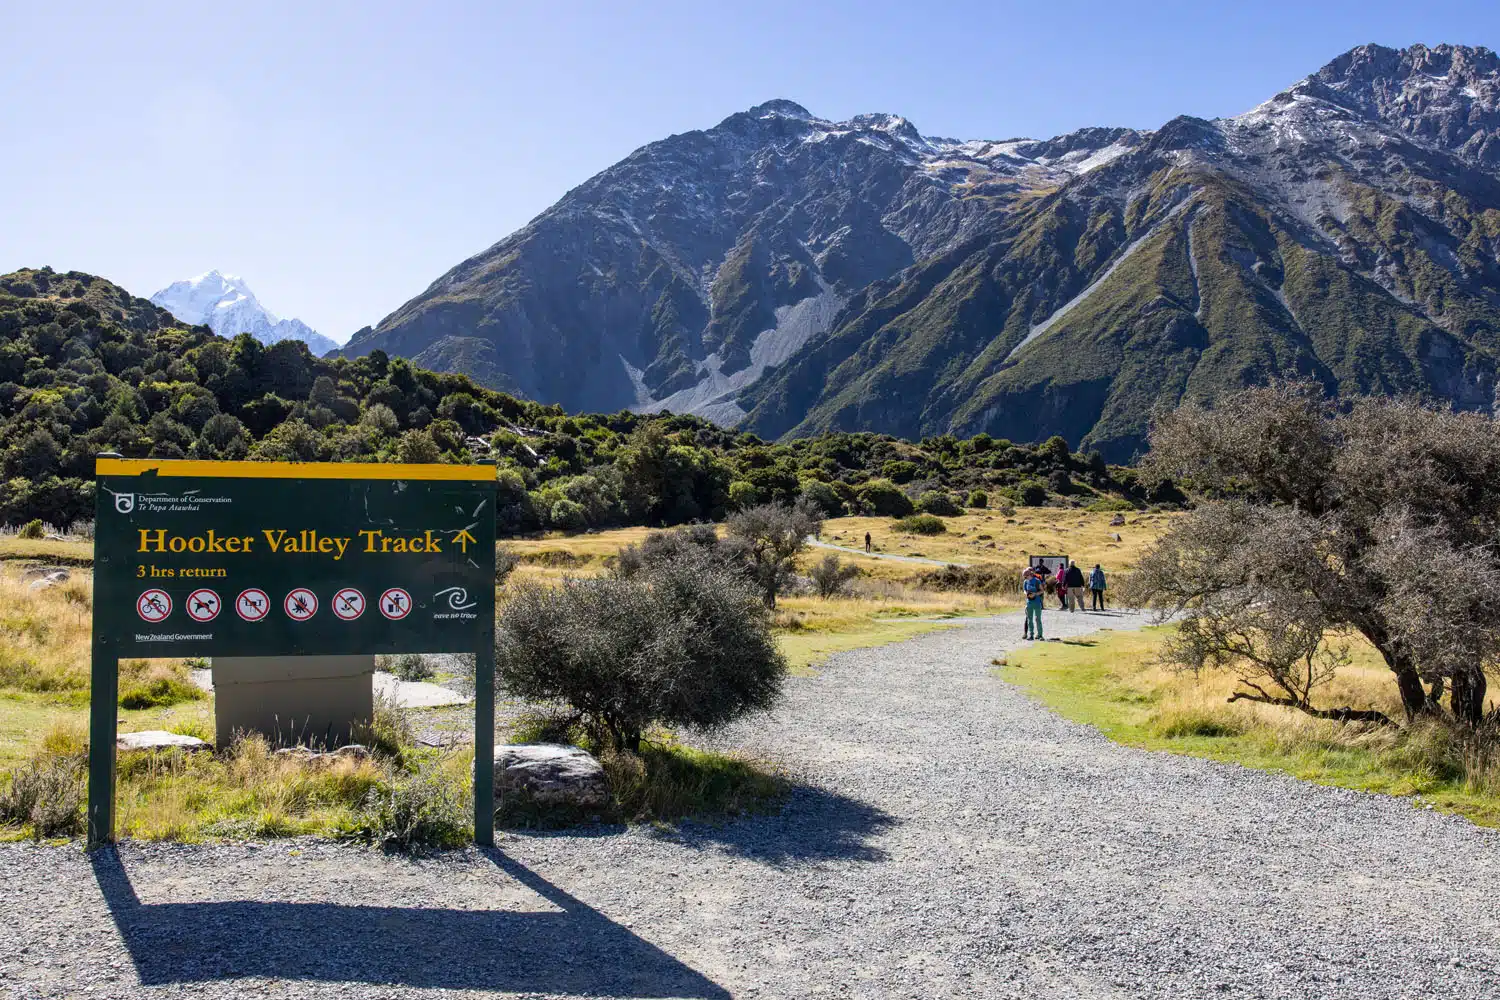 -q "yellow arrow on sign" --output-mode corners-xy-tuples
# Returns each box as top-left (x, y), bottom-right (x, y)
(450, 528), (477, 553)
